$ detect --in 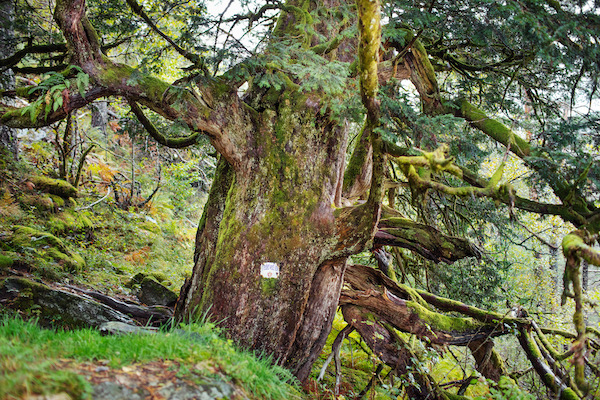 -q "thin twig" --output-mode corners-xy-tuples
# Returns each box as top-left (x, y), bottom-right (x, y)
(75, 187), (111, 211)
